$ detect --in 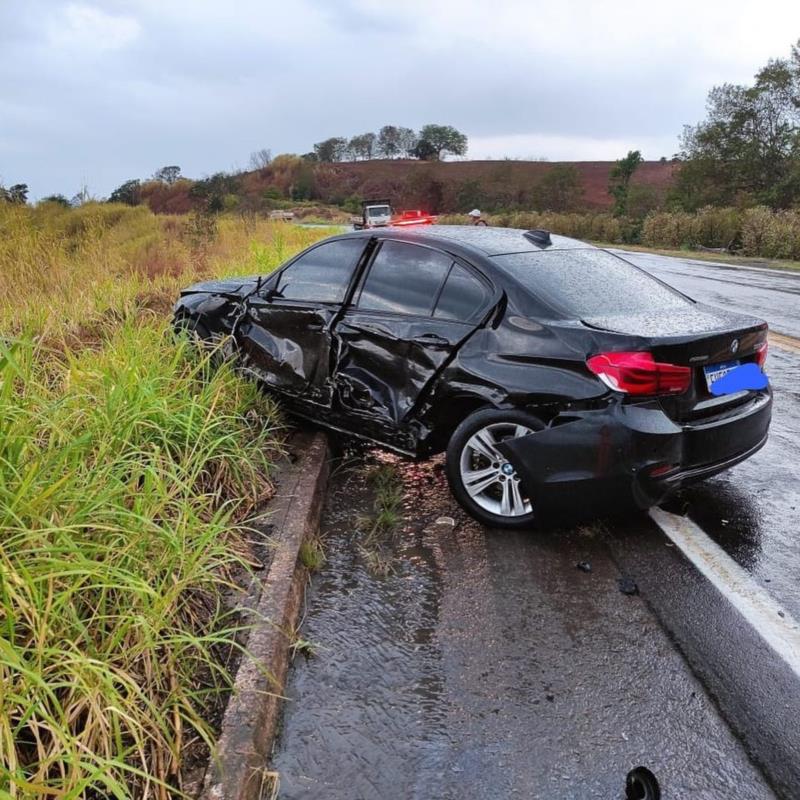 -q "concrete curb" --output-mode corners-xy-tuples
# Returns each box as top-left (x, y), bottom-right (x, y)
(201, 431), (330, 800)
